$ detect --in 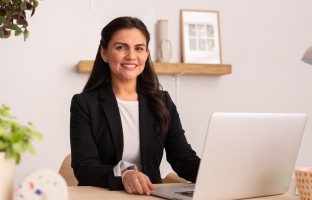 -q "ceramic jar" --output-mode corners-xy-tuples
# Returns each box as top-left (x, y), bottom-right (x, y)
(156, 20), (172, 63)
